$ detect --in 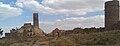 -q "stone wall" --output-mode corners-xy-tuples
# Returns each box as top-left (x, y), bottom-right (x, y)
(105, 1), (119, 30)
(33, 13), (39, 28)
